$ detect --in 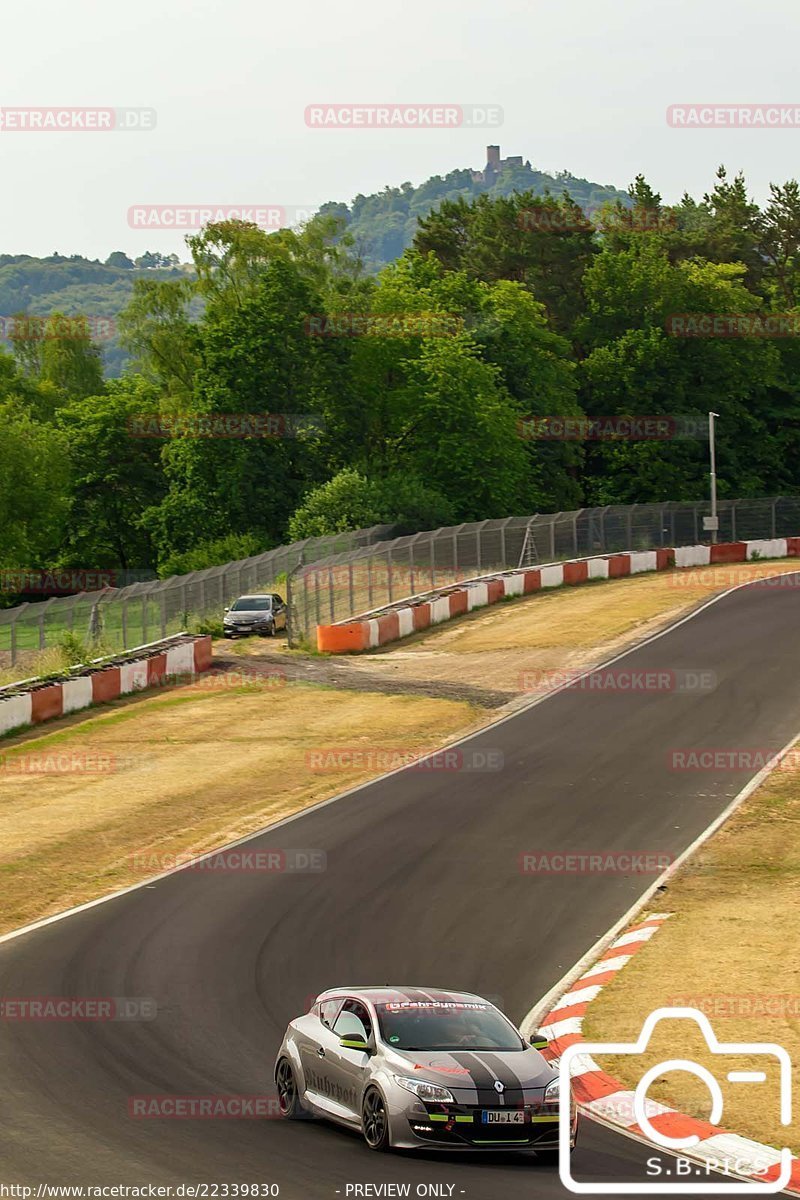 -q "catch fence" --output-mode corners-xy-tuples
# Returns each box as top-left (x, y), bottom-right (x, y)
(288, 497), (800, 645)
(0, 525), (396, 667)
